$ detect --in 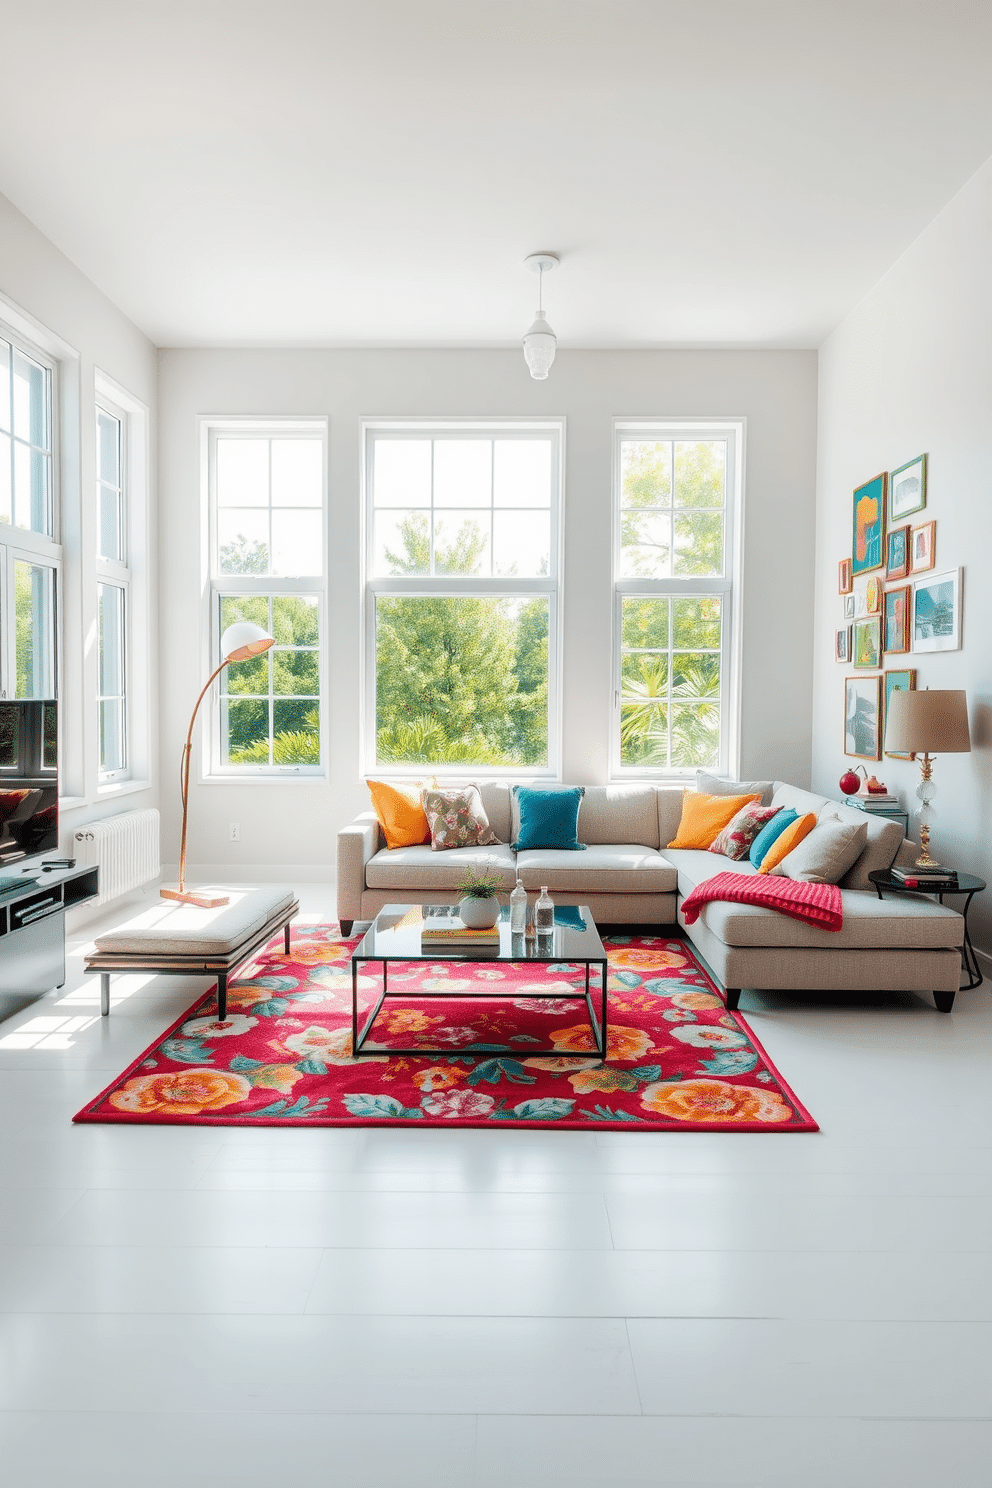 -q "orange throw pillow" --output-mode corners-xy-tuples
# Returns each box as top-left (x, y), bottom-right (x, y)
(758, 813), (817, 874)
(367, 779), (433, 850)
(666, 791), (761, 850)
